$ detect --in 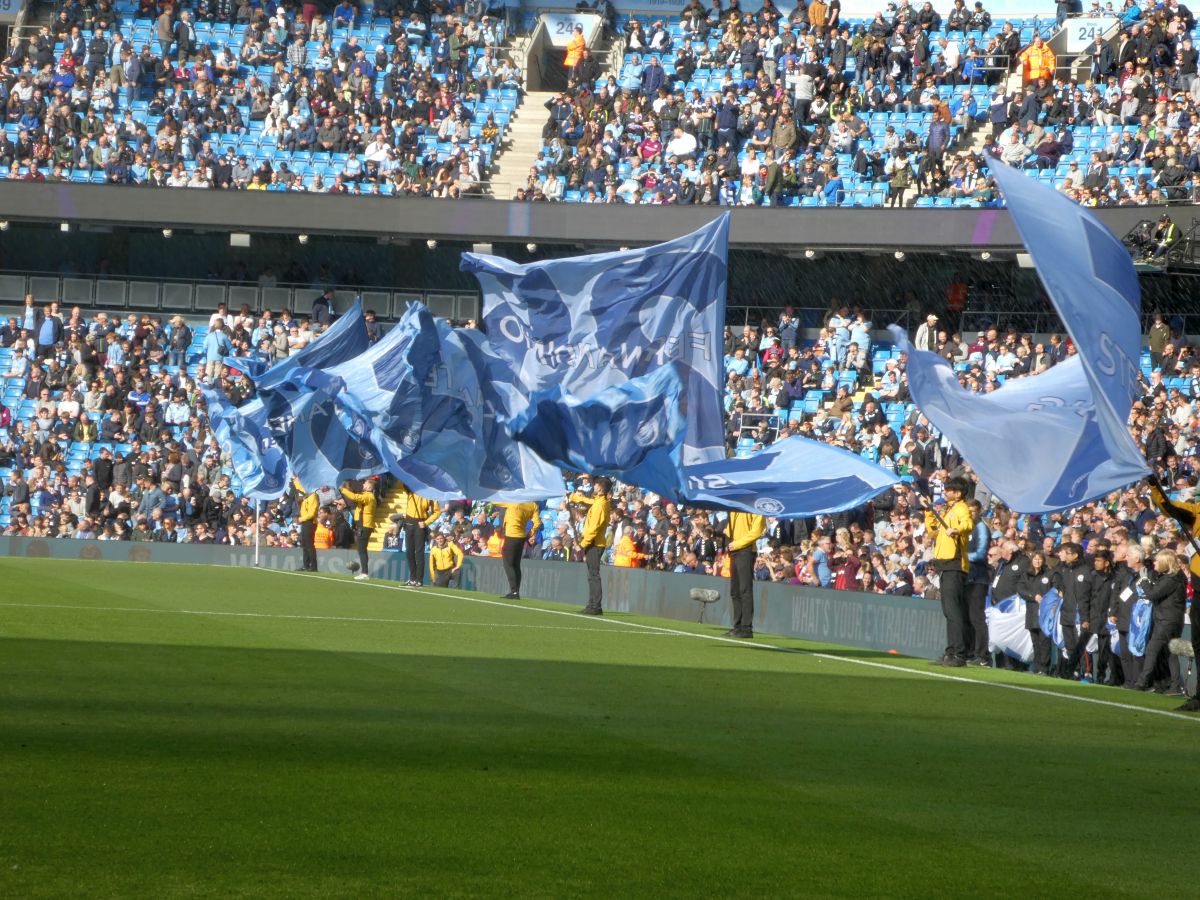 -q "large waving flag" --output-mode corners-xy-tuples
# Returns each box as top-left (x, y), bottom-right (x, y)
(200, 385), (289, 500)
(508, 363), (688, 500)
(255, 303), (564, 502)
(252, 371), (387, 490)
(894, 159), (1150, 513)
(465, 214), (729, 467)
(254, 301), (371, 391)
(681, 436), (901, 516)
